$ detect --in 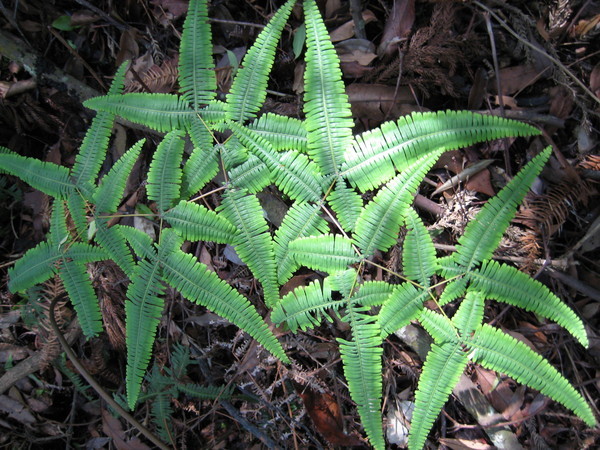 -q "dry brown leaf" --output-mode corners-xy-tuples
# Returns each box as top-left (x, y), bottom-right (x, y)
(570, 14), (600, 38)
(329, 10), (376, 42)
(116, 29), (140, 67)
(590, 62), (600, 98)
(489, 64), (543, 96)
(378, 0), (415, 58)
(347, 83), (417, 124)
(102, 409), (150, 450)
(439, 438), (494, 450)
